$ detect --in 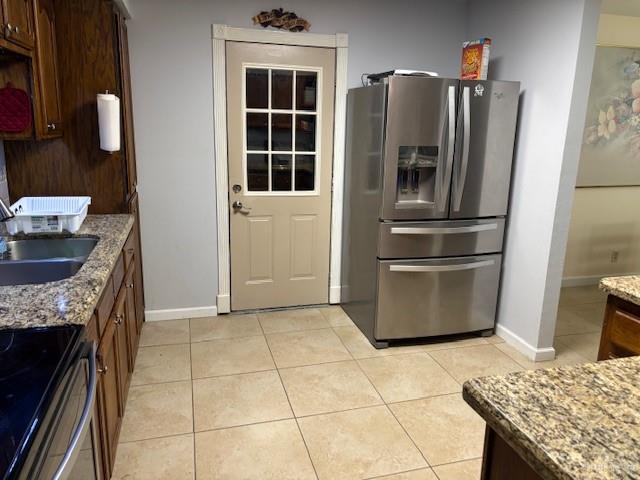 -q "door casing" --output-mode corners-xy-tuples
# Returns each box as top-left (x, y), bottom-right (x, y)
(212, 25), (349, 313)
